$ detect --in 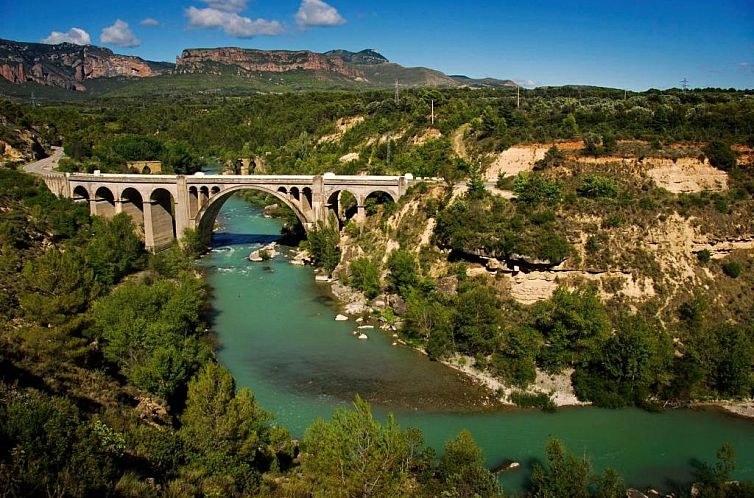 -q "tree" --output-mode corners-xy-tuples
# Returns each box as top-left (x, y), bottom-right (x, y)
(405, 294), (455, 359)
(307, 219), (341, 276)
(20, 249), (98, 326)
(387, 250), (419, 296)
(703, 141), (737, 171)
(179, 362), (275, 493)
(533, 287), (611, 373)
(301, 396), (424, 498)
(437, 430), (503, 498)
(83, 214), (144, 286)
(530, 439), (591, 498)
(513, 173), (562, 206)
(349, 258), (381, 299)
